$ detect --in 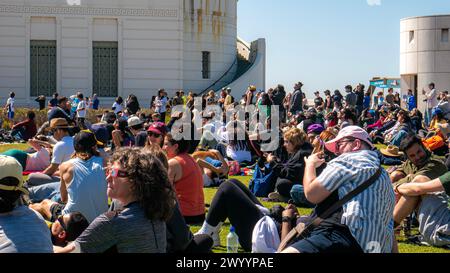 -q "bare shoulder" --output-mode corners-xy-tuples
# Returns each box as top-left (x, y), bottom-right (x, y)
(59, 160), (74, 174)
(168, 158), (180, 168)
